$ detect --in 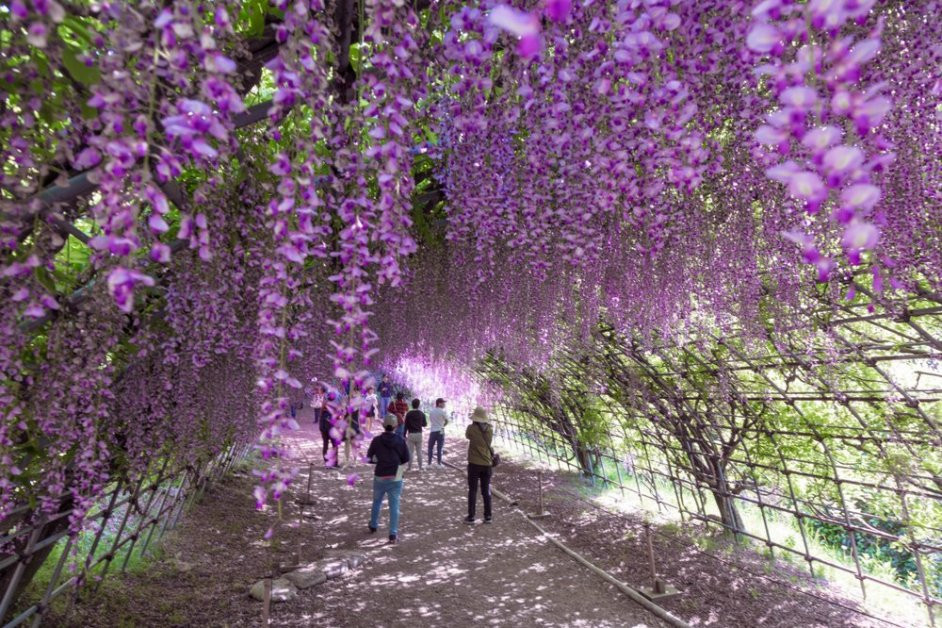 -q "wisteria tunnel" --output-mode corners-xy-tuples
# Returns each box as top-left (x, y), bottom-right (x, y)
(1, 0), (941, 626)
